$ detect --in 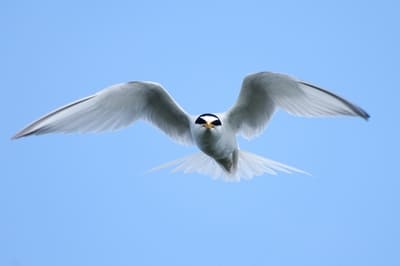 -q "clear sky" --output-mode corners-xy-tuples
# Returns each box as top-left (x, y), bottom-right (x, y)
(1, 0), (399, 265)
